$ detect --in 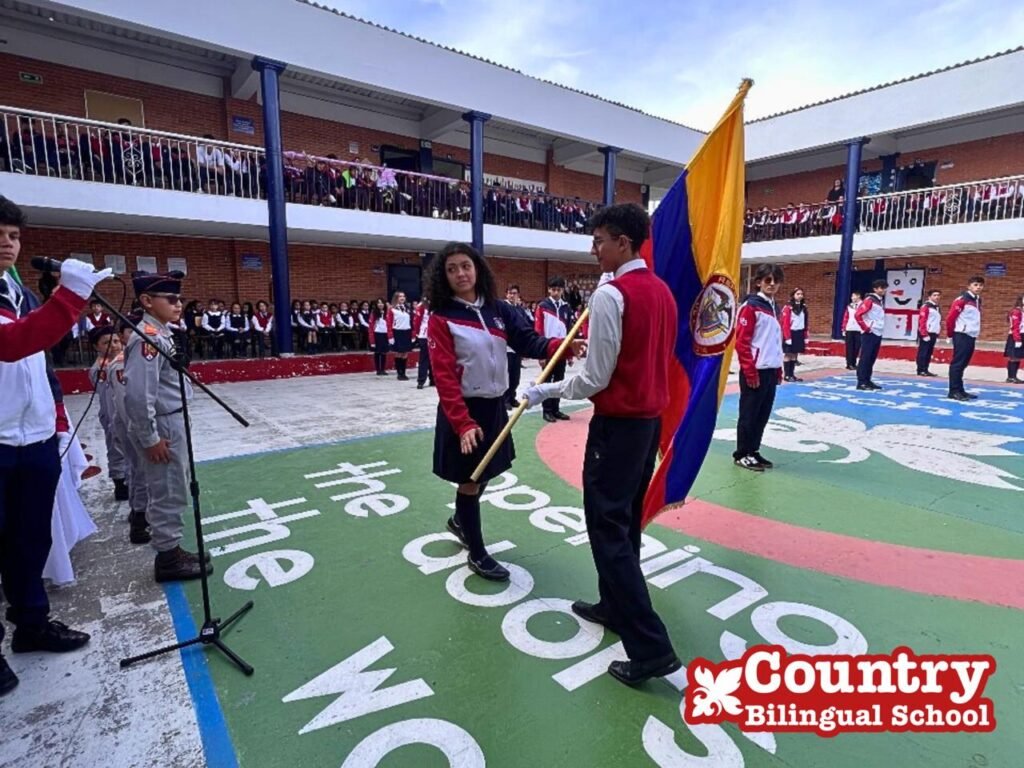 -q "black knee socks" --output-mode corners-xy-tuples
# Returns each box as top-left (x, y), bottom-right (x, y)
(455, 491), (486, 559)
(396, 358), (406, 377)
(1009, 361), (1020, 379)
(375, 353), (385, 373)
(784, 360), (795, 378)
